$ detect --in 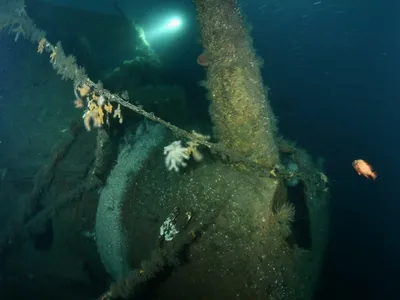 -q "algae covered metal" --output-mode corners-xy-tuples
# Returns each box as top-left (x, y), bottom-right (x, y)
(194, 0), (279, 168)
